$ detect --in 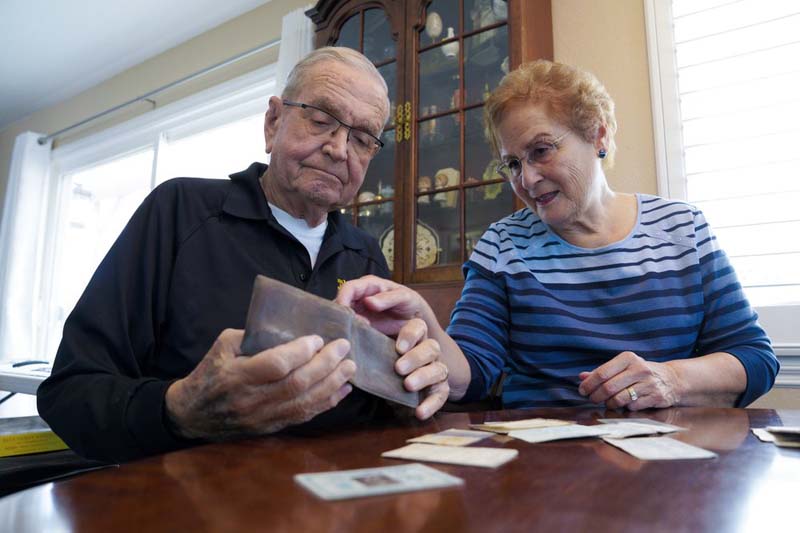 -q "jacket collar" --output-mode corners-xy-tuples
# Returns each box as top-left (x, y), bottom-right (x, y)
(222, 162), (366, 251)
